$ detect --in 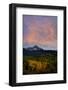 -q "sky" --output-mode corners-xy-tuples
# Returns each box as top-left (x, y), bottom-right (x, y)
(23, 15), (57, 50)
